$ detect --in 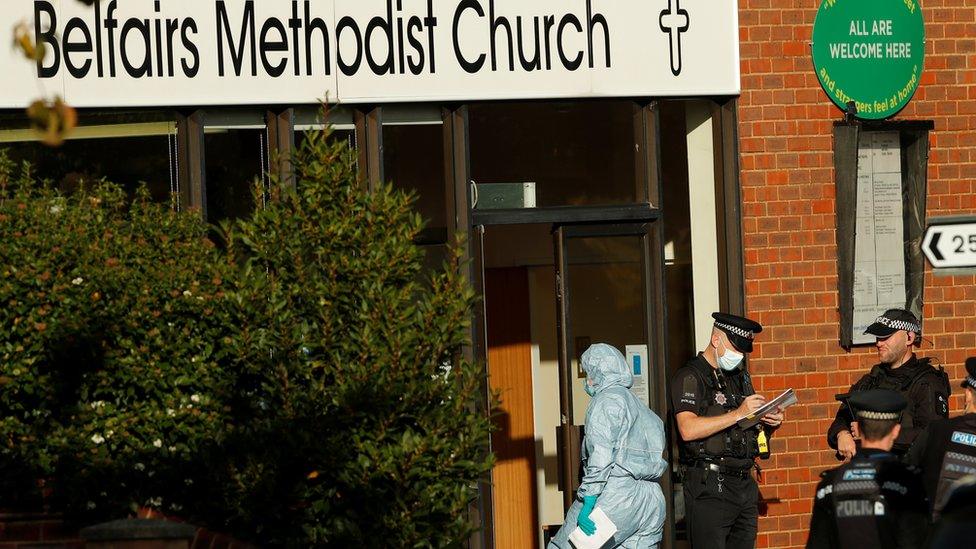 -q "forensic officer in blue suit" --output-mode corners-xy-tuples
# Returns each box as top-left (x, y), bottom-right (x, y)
(547, 343), (668, 549)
